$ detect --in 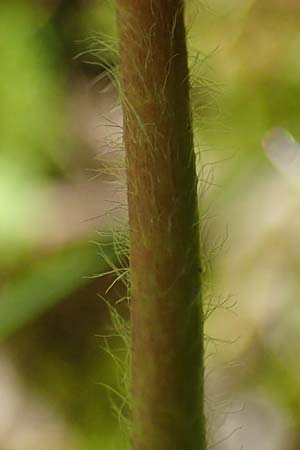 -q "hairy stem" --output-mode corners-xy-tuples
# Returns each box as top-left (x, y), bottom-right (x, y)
(116, 1), (206, 449)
